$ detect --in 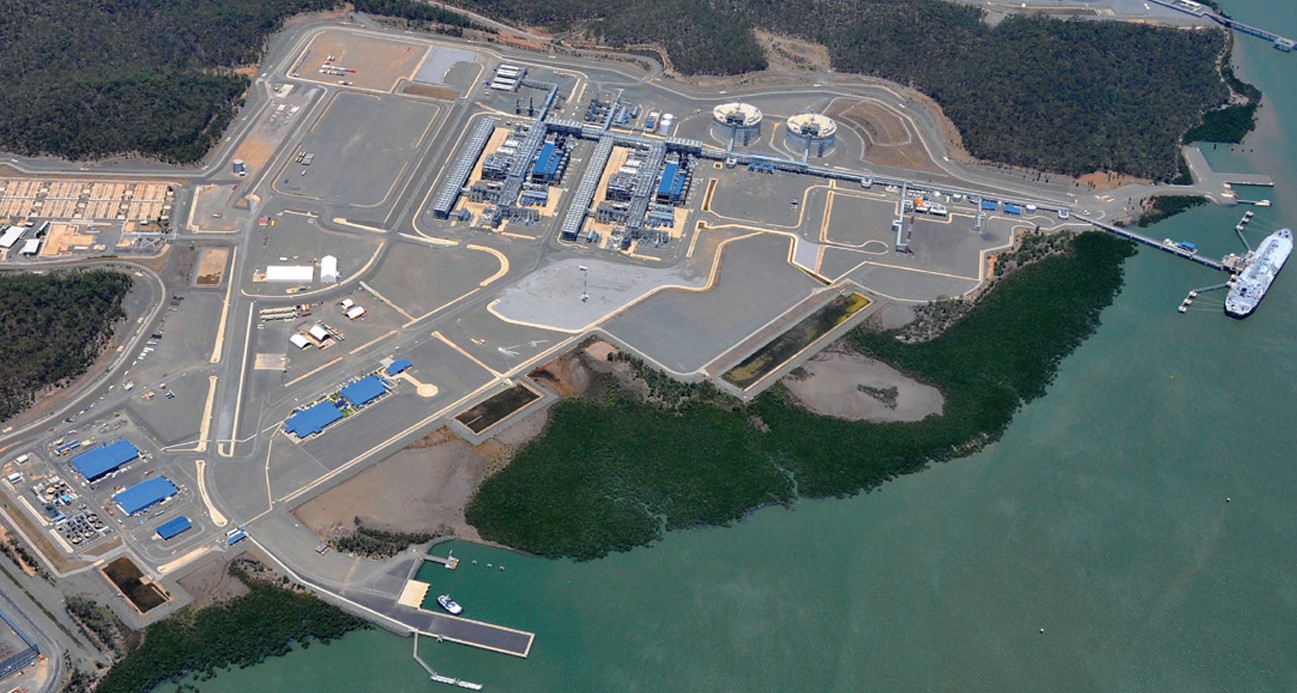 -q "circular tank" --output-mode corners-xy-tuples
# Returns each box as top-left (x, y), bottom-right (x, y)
(711, 102), (764, 145)
(785, 113), (838, 157)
